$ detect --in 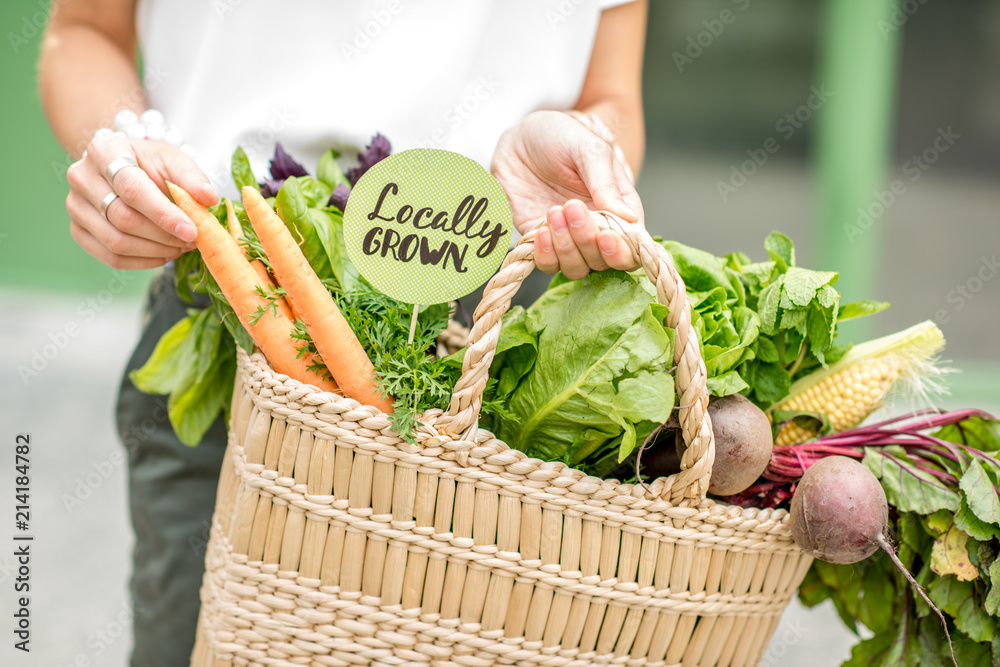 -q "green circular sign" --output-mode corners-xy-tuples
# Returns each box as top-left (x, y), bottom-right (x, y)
(343, 149), (512, 305)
